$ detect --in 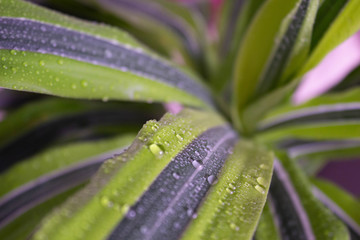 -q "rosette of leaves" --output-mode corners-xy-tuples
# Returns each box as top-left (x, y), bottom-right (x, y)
(0, 0), (360, 239)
